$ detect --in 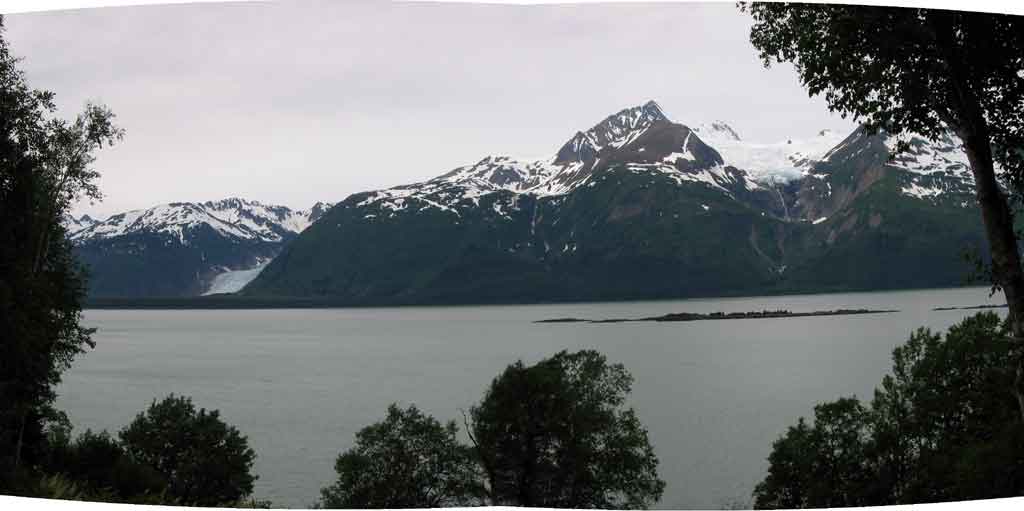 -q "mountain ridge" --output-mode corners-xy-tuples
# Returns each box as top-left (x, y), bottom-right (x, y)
(239, 101), (986, 304)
